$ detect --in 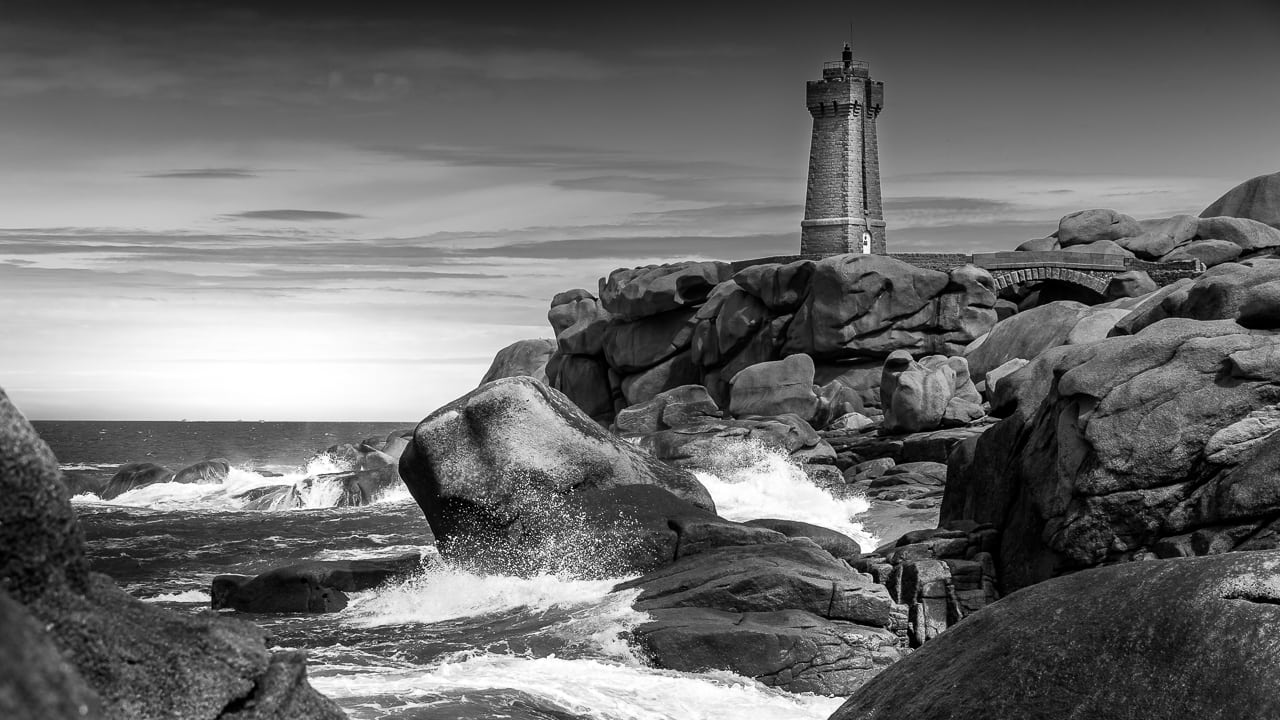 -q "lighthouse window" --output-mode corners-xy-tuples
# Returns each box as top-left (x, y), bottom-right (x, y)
(831, 101), (838, 114)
